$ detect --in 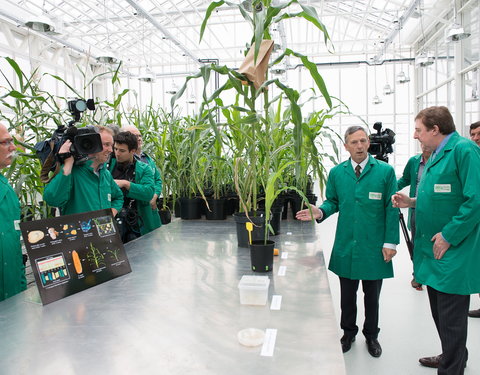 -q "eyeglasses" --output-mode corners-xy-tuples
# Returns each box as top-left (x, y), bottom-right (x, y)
(0, 139), (14, 147)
